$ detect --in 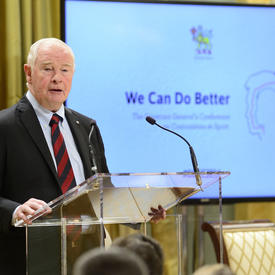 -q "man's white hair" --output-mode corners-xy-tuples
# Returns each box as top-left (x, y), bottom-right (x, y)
(27, 38), (75, 70)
